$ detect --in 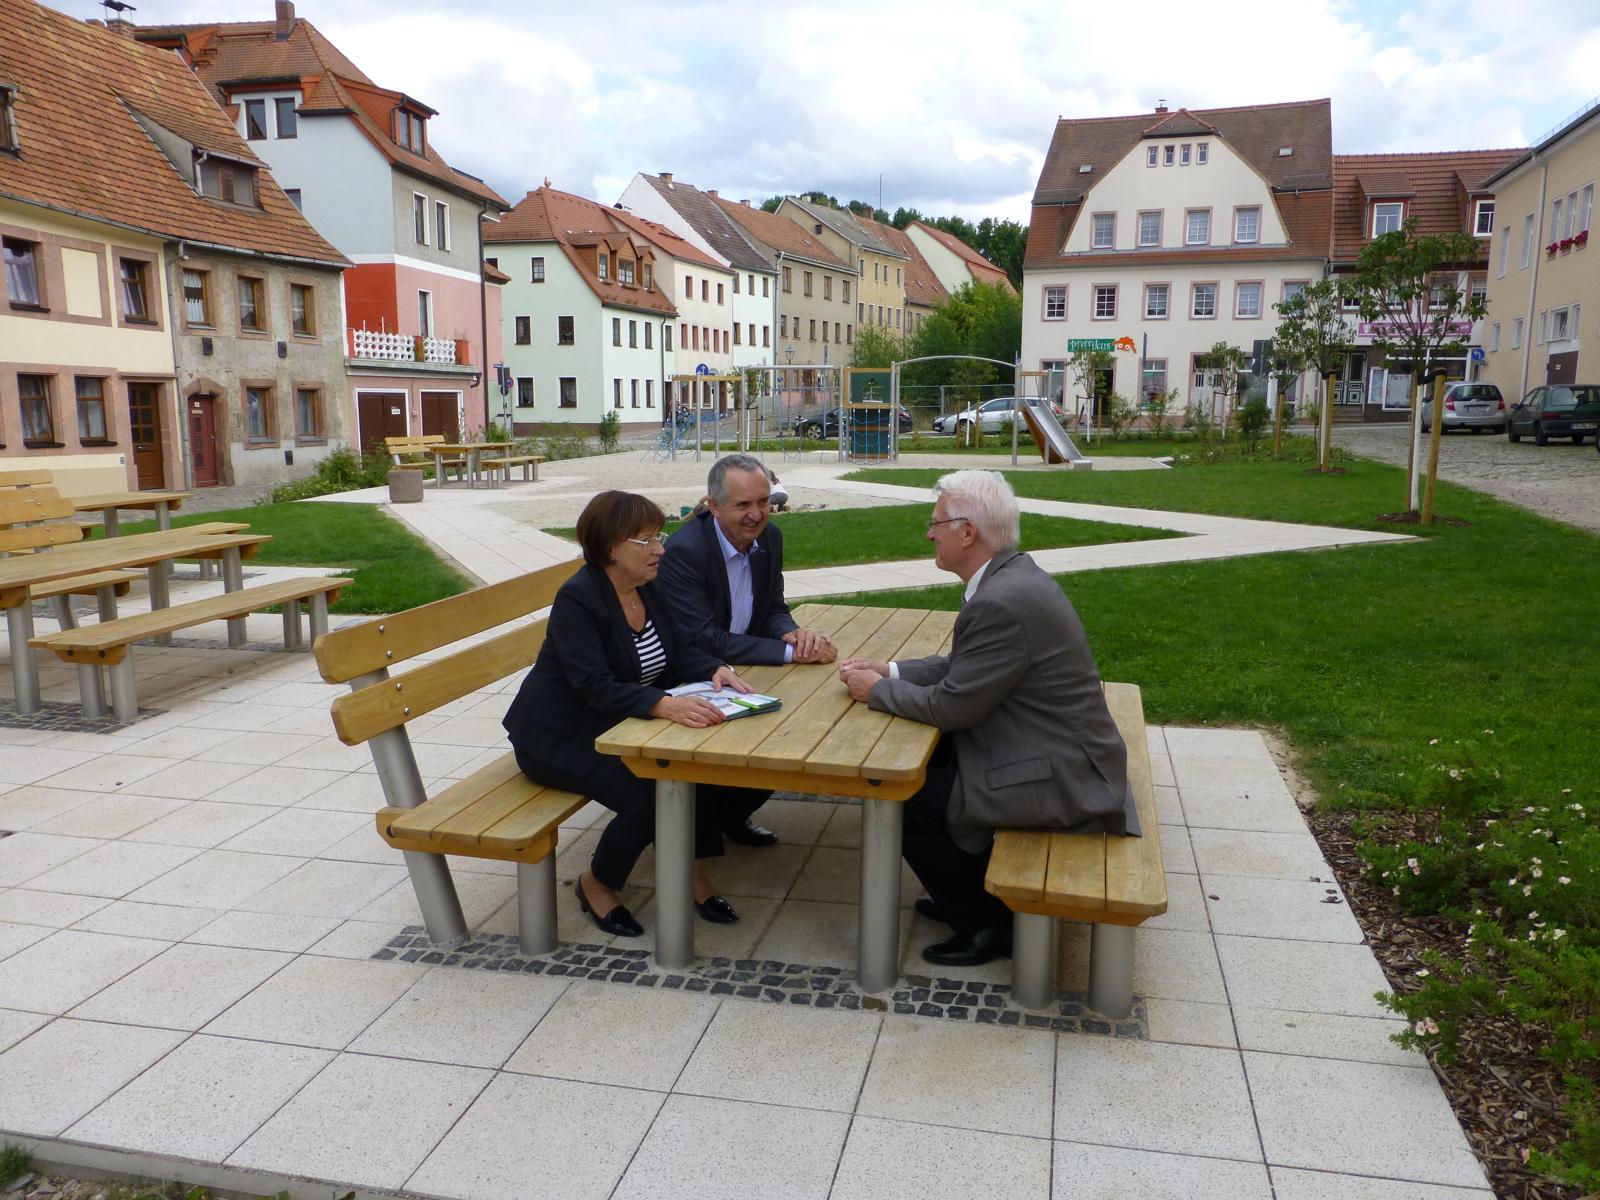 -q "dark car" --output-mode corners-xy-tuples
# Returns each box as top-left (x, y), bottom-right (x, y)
(1506, 385), (1600, 445)
(795, 407), (913, 440)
